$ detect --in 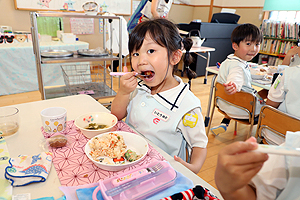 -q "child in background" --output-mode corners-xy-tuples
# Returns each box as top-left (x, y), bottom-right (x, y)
(281, 45), (300, 66)
(140, 0), (173, 21)
(210, 23), (268, 136)
(260, 47), (300, 145)
(127, 0), (148, 34)
(111, 19), (207, 174)
(215, 131), (300, 200)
